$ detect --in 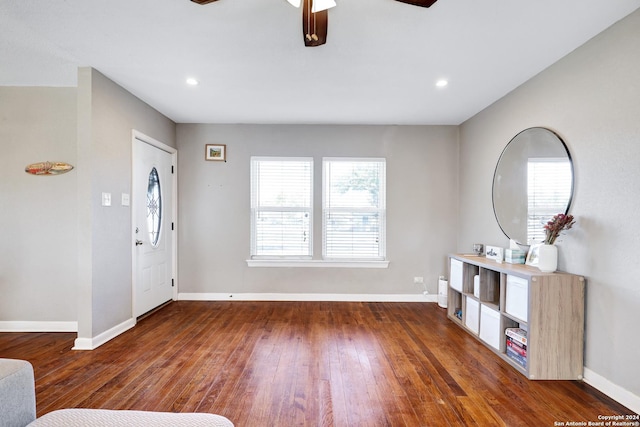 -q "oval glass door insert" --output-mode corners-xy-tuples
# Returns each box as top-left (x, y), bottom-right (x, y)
(147, 167), (162, 247)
